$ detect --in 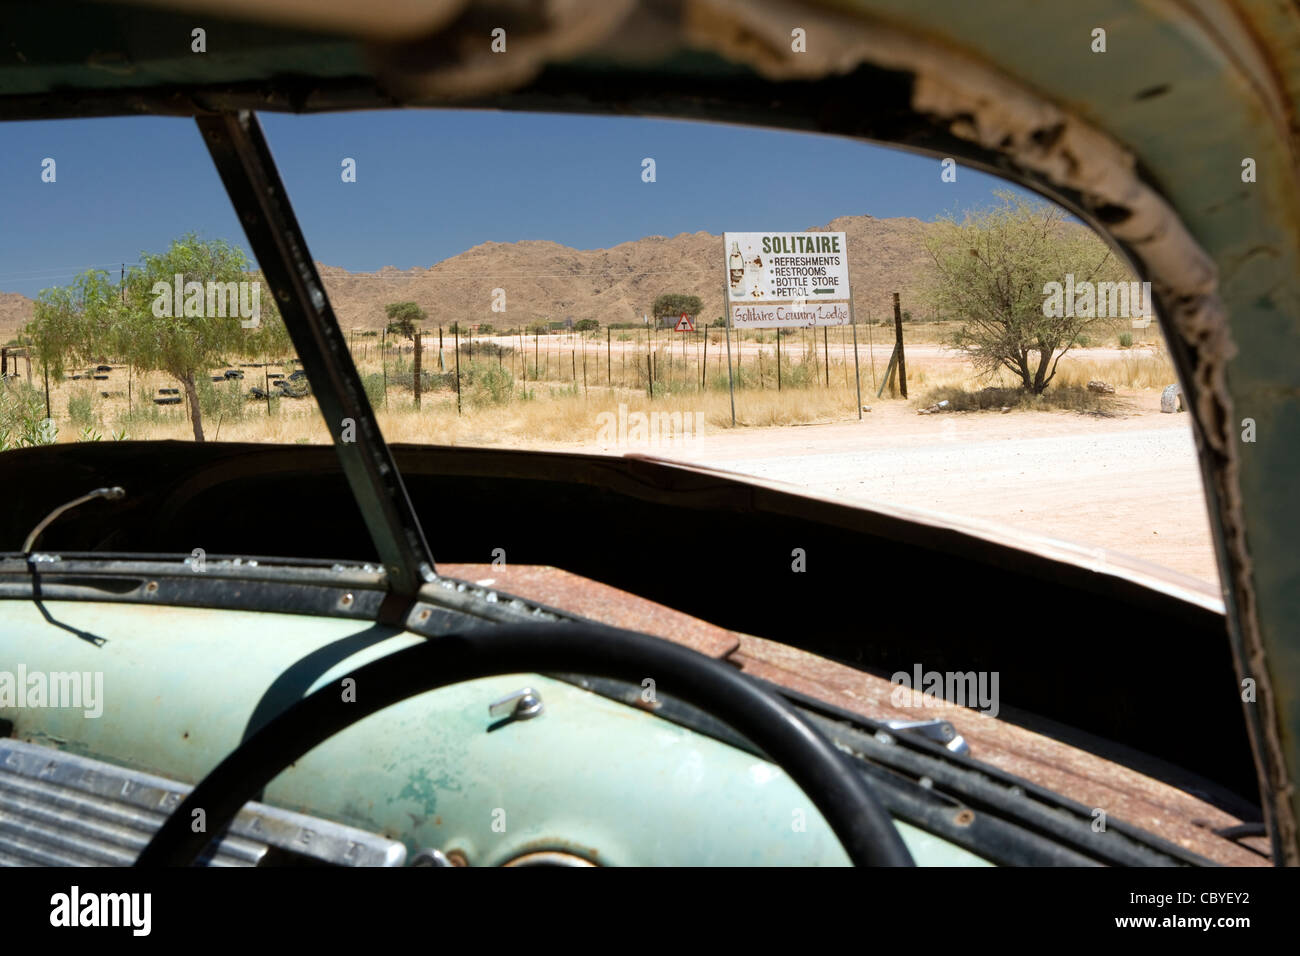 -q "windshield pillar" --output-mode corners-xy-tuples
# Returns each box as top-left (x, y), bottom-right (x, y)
(196, 111), (435, 596)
